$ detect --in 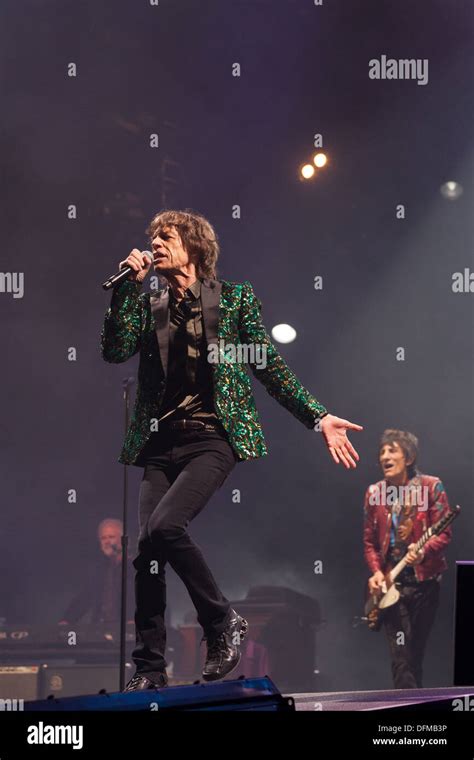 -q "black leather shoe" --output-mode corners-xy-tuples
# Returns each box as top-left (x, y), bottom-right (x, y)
(123, 672), (168, 691)
(201, 609), (249, 682)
